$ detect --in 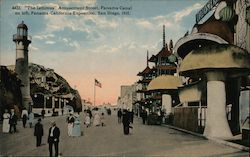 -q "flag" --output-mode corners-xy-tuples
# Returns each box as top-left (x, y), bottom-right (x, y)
(95, 79), (102, 88)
